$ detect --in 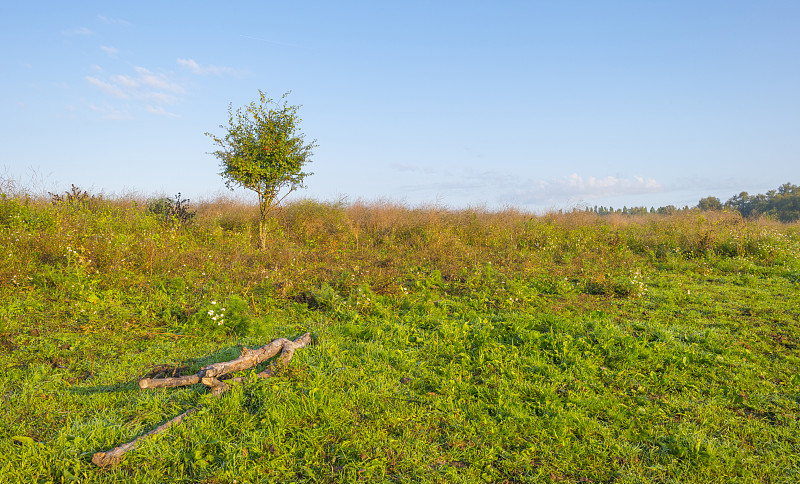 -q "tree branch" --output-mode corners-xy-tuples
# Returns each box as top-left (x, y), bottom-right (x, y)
(93, 333), (312, 467)
(137, 333), (311, 390)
